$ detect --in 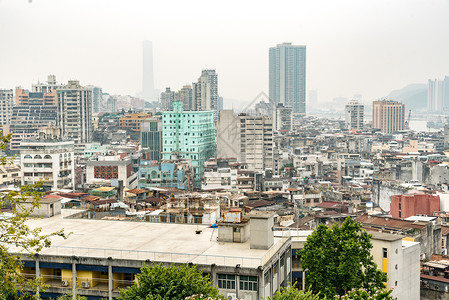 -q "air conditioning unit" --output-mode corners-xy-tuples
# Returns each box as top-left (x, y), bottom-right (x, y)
(61, 280), (69, 287)
(81, 281), (90, 288)
(227, 293), (237, 300)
